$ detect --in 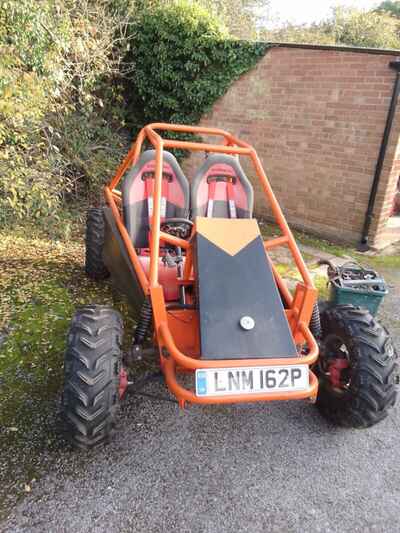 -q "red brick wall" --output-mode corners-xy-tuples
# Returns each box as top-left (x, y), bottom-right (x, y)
(183, 46), (400, 248)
